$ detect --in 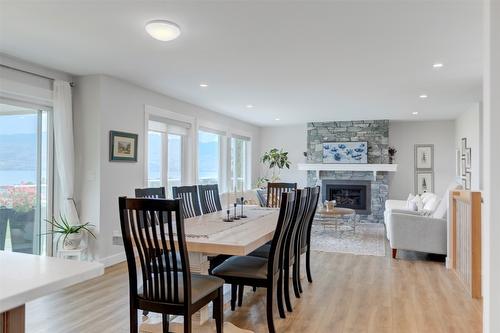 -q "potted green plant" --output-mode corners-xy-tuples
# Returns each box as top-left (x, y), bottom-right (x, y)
(260, 148), (291, 184)
(46, 215), (96, 250)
